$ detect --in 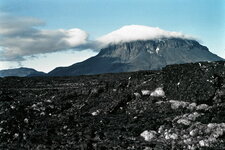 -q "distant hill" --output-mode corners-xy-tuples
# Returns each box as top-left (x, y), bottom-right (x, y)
(0, 67), (46, 77)
(48, 38), (224, 76)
